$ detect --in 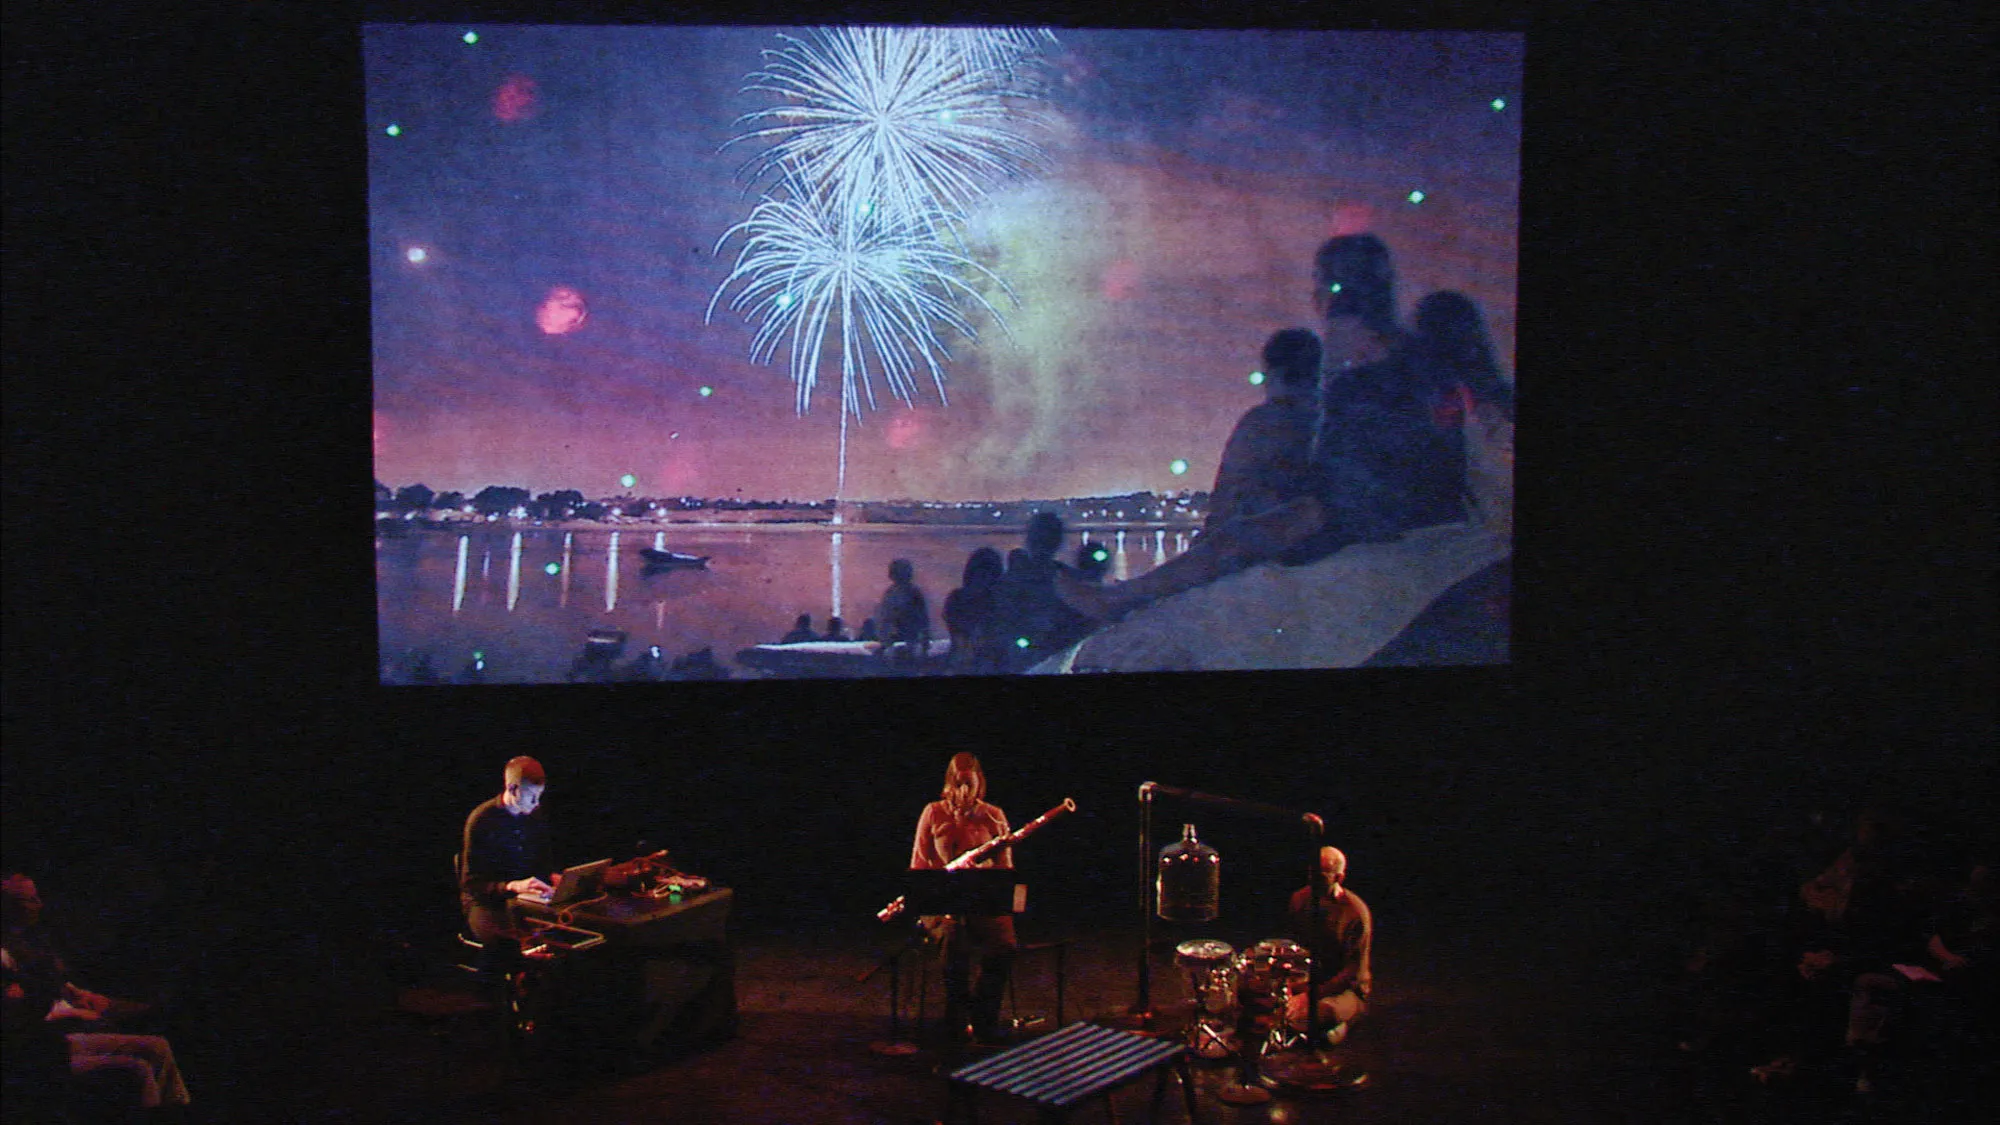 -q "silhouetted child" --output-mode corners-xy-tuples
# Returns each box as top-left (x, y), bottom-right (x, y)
(875, 559), (931, 663)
